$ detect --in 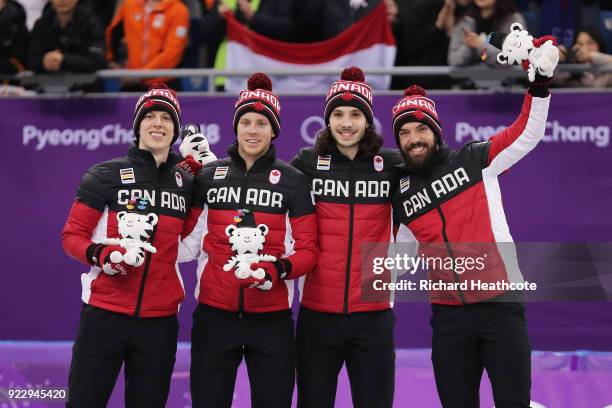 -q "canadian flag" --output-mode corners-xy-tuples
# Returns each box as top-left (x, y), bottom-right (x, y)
(269, 169), (281, 184)
(225, 3), (396, 92)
